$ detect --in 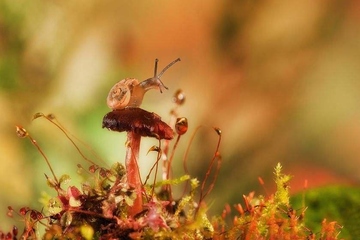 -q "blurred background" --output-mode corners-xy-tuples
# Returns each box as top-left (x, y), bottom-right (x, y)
(1, 0), (360, 233)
